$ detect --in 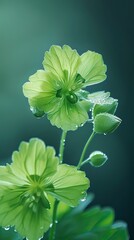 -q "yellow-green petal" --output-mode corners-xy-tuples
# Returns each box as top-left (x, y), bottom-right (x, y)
(0, 187), (51, 240)
(43, 45), (81, 82)
(78, 50), (107, 86)
(45, 164), (90, 207)
(47, 100), (89, 131)
(11, 138), (59, 180)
